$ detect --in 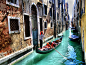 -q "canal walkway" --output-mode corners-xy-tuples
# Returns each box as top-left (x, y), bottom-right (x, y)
(13, 29), (85, 65)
